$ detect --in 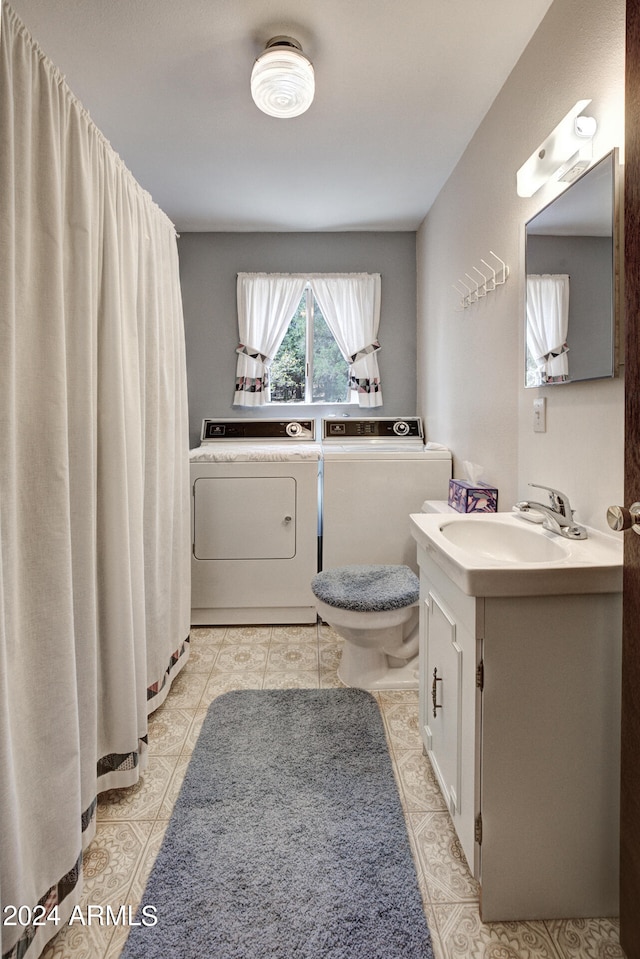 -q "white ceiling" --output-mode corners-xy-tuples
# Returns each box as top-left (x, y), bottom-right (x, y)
(9, 0), (555, 232)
